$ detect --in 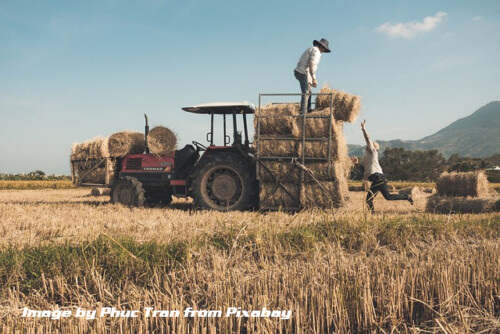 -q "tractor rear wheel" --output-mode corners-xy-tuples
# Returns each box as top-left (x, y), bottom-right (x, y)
(110, 176), (145, 207)
(190, 153), (257, 211)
